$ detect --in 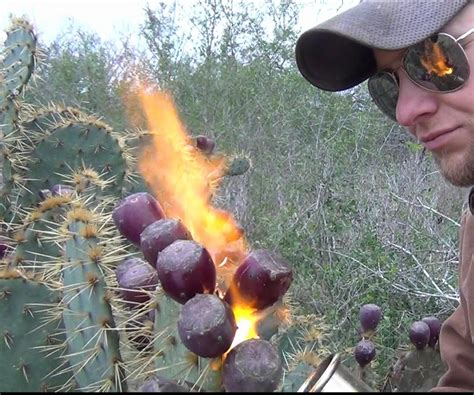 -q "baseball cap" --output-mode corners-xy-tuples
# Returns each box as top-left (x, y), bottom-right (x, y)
(295, 0), (471, 92)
